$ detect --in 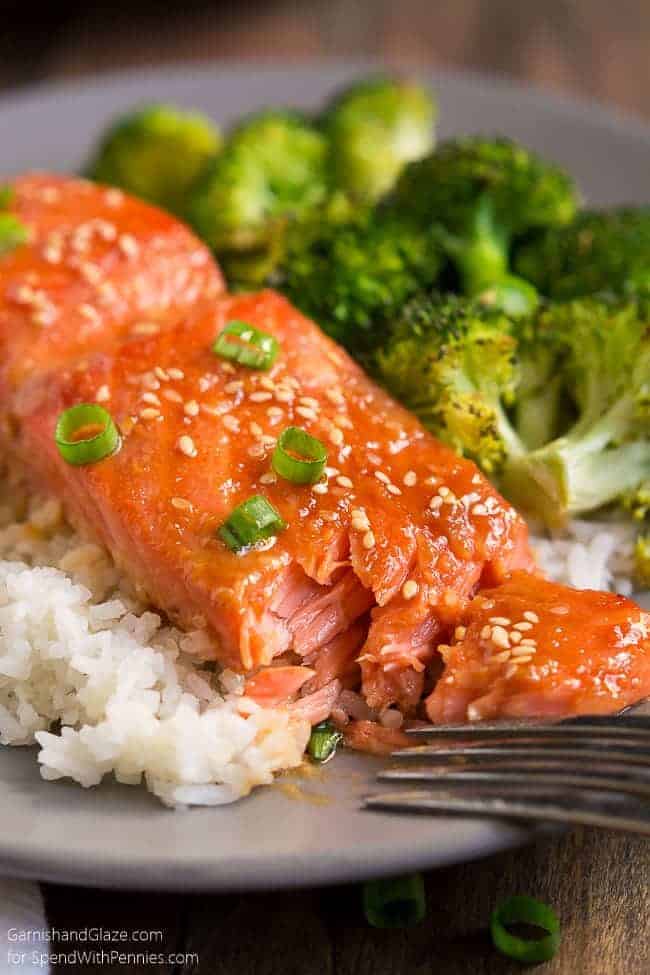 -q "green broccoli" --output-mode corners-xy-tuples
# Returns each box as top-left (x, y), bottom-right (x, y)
(272, 209), (445, 353)
(85, 104), (221, 216)
(373, 293), (525, 474)
(500, 296), (650, 529)
(515, 207), (650, 300)
(386, 137), (579, 295)
(187, 110), (330, 278)
(476, 274), (540, 319)
(322, 77), (436, 202)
